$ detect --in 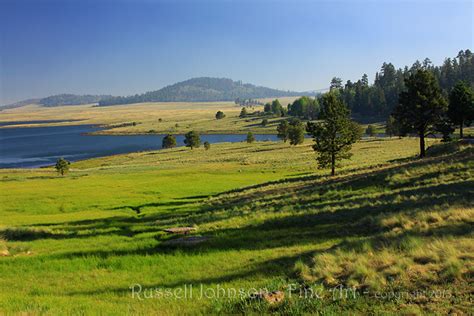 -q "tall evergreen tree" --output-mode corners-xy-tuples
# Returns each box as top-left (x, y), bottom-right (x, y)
(288, 119), (305, 145)
(330, 77), (343, 90)
(184, 131), (201, 149)
(448, 81), (474, 138)
(307, 91), (361, 176)
(393, 70), (447, 158)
